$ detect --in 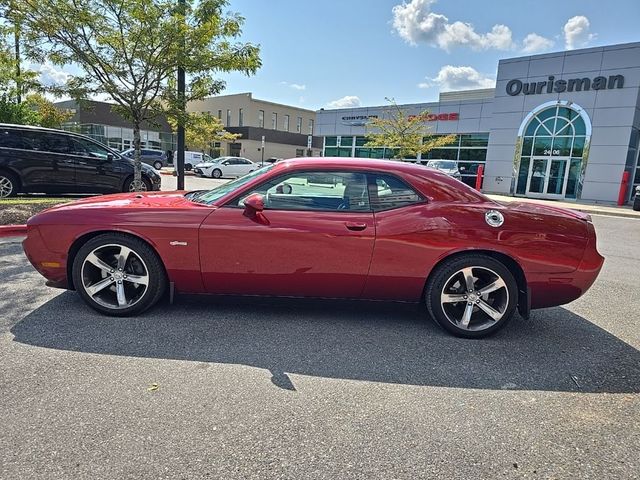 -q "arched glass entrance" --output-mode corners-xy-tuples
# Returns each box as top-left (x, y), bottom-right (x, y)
(514, 101), (591, 200)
